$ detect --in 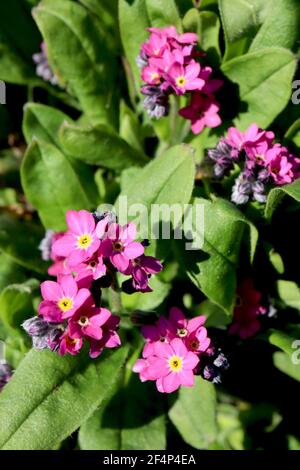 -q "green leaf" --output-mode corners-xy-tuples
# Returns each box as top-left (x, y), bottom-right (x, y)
(120, 101), (144, 153)
(277, 280), (300, 310)
(79, 368), (166, 450)
(21, 140), (96, 231)
(177, 197), (258, 315)
(121, 276), (171, 311)
(0, 280), (39, 337)
(262, 329), (299, 355)
(0, 213), (46, 274)
(0, 1), (41, 84)
(59, 121), (148, 170)
(221, 48), (297, 130)
(169, 376), (217, 449)
(33, 0), (116, 126)
(0, 254), (26, 294)
(218, 0), (267, 61)
(250, 0), (300, 52)
(265, 179), (300, 220)
(274, 352), (300, 382)
(183, 8), (221, 67)
(285, 119), (300, 147)
(23, 103), (73, 148)
(119, 0), (149, 93)
(145, 0), (182, 30)
(0, 346), (129, 450)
